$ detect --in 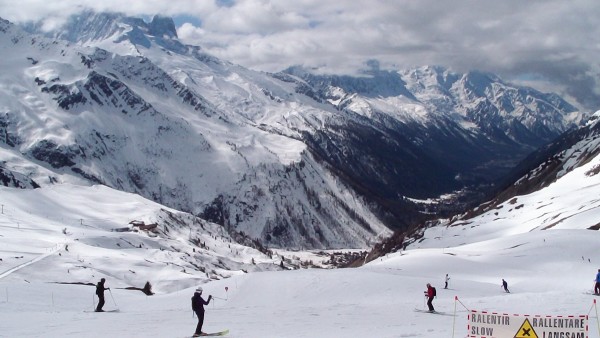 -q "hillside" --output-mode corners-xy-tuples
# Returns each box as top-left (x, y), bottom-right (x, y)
(0, 183), (283, 292)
